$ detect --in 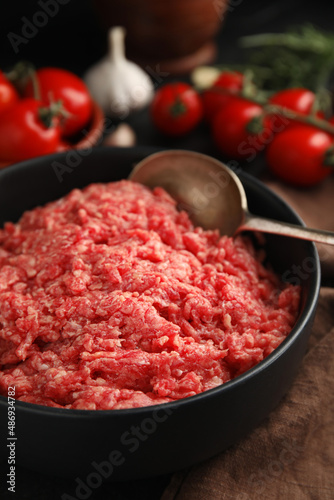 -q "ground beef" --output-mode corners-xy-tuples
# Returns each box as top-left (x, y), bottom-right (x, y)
(0, 180), (300, 410)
